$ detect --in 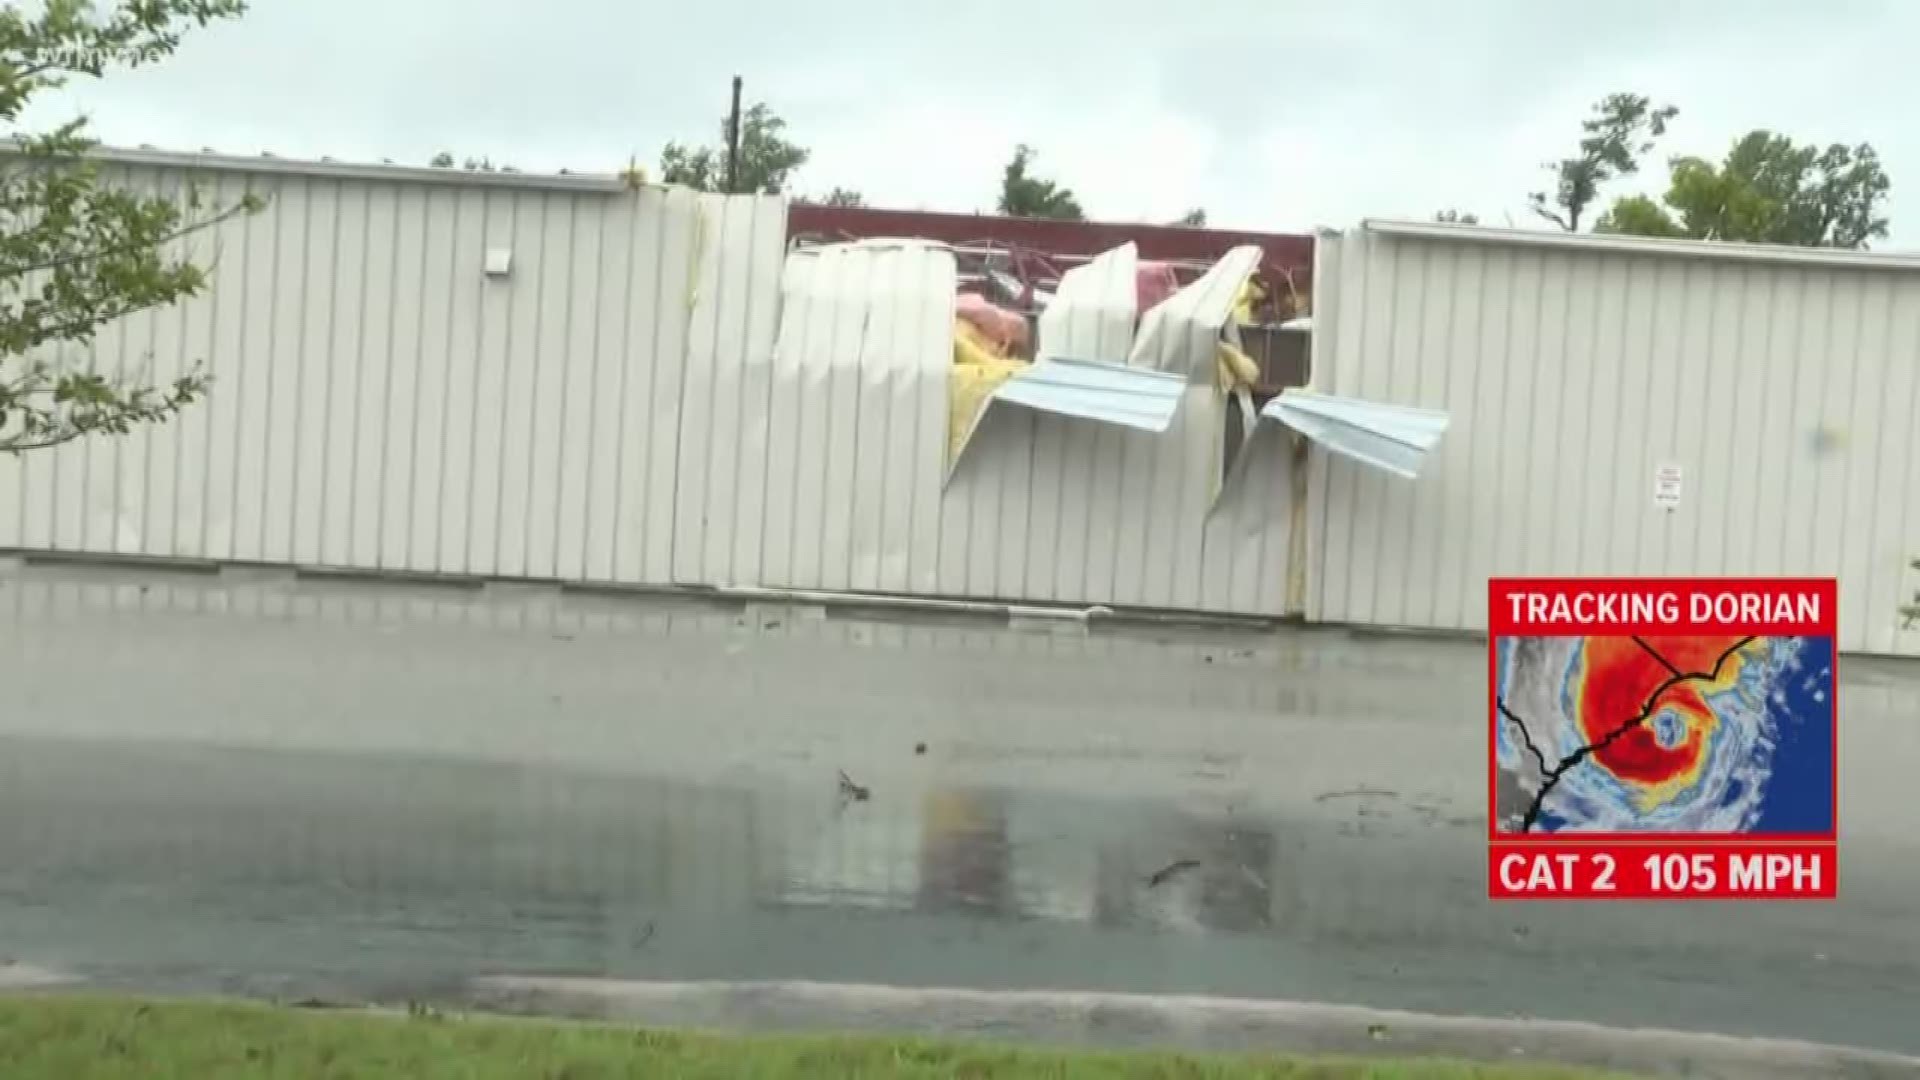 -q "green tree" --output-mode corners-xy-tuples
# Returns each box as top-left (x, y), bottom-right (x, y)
(0, 0), (261, 454)
(1596, 131), (1891, 248)
(792, 187), (866, 207)
(1530, 92), (1678, 232)
(1434, 208), (1480, 224)
(1590, 193), (1683, 238)
(997, 144), (1084, 221)
(1171, 208), (1206, 227)
(427, 152), (513, 173)
(658, 102), (809, 195)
